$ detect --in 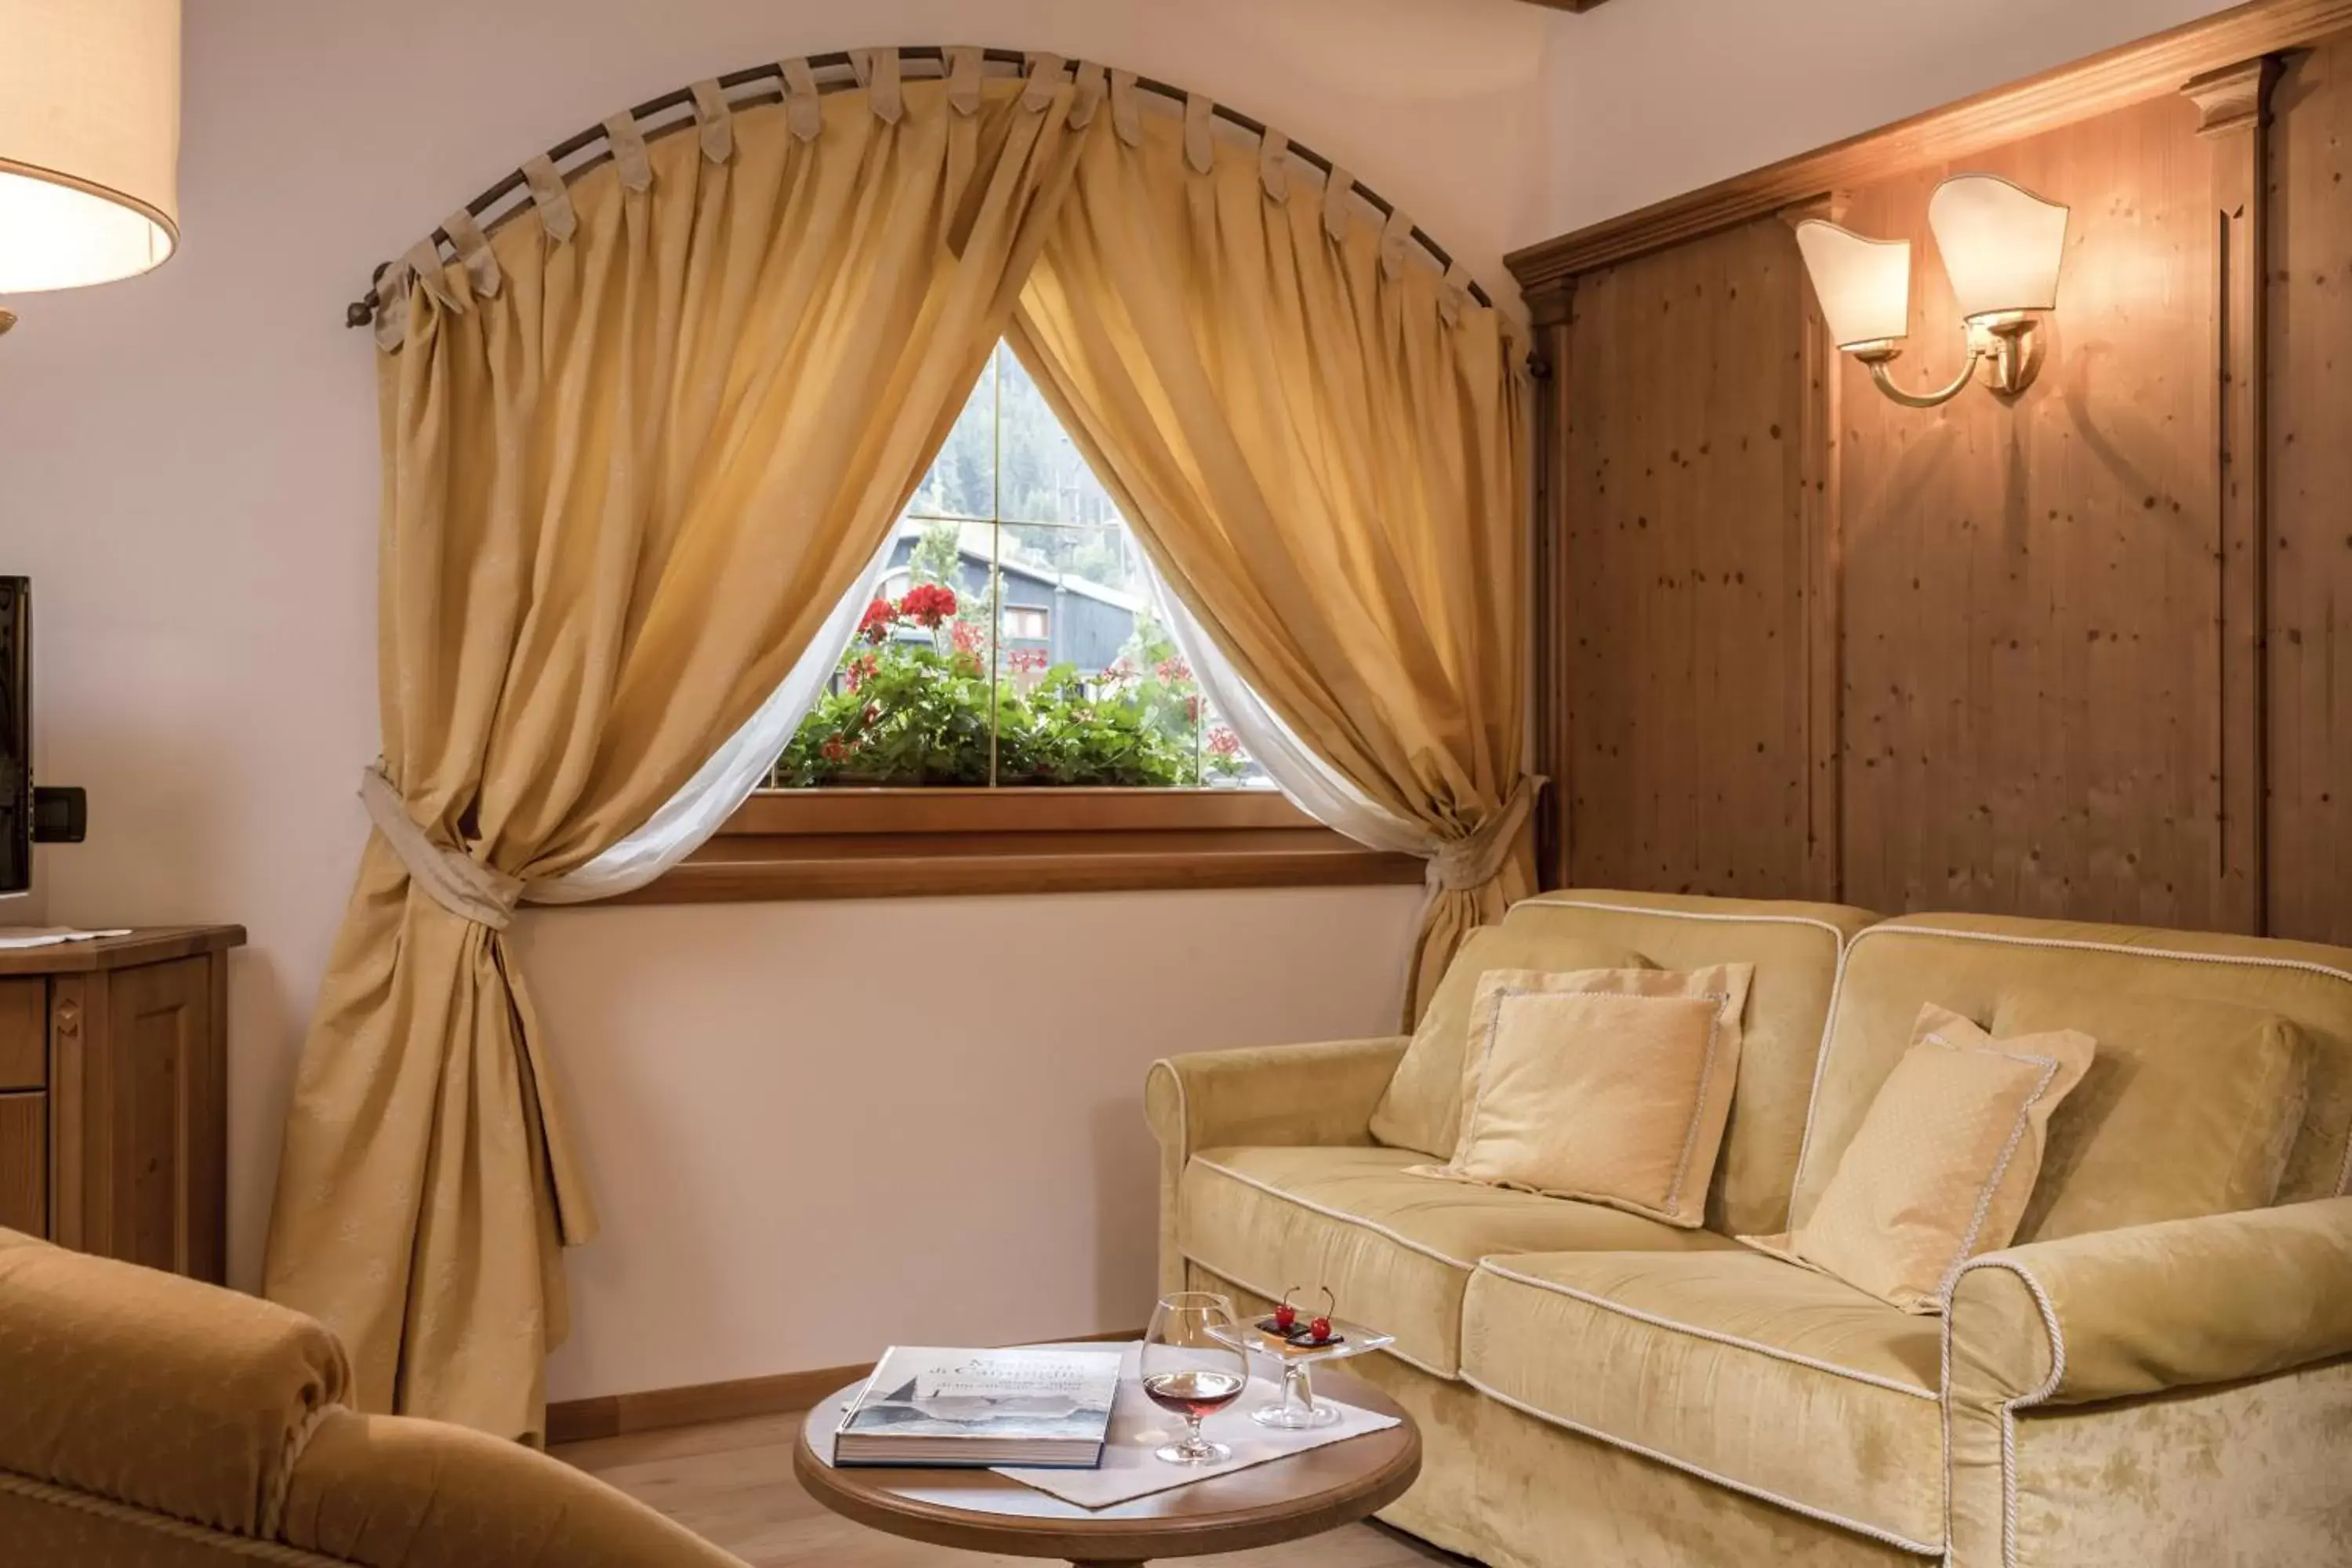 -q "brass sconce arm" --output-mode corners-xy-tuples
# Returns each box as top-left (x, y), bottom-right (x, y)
(1849, 312), (2045, 409)
(1854, 343), (1984, 409)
